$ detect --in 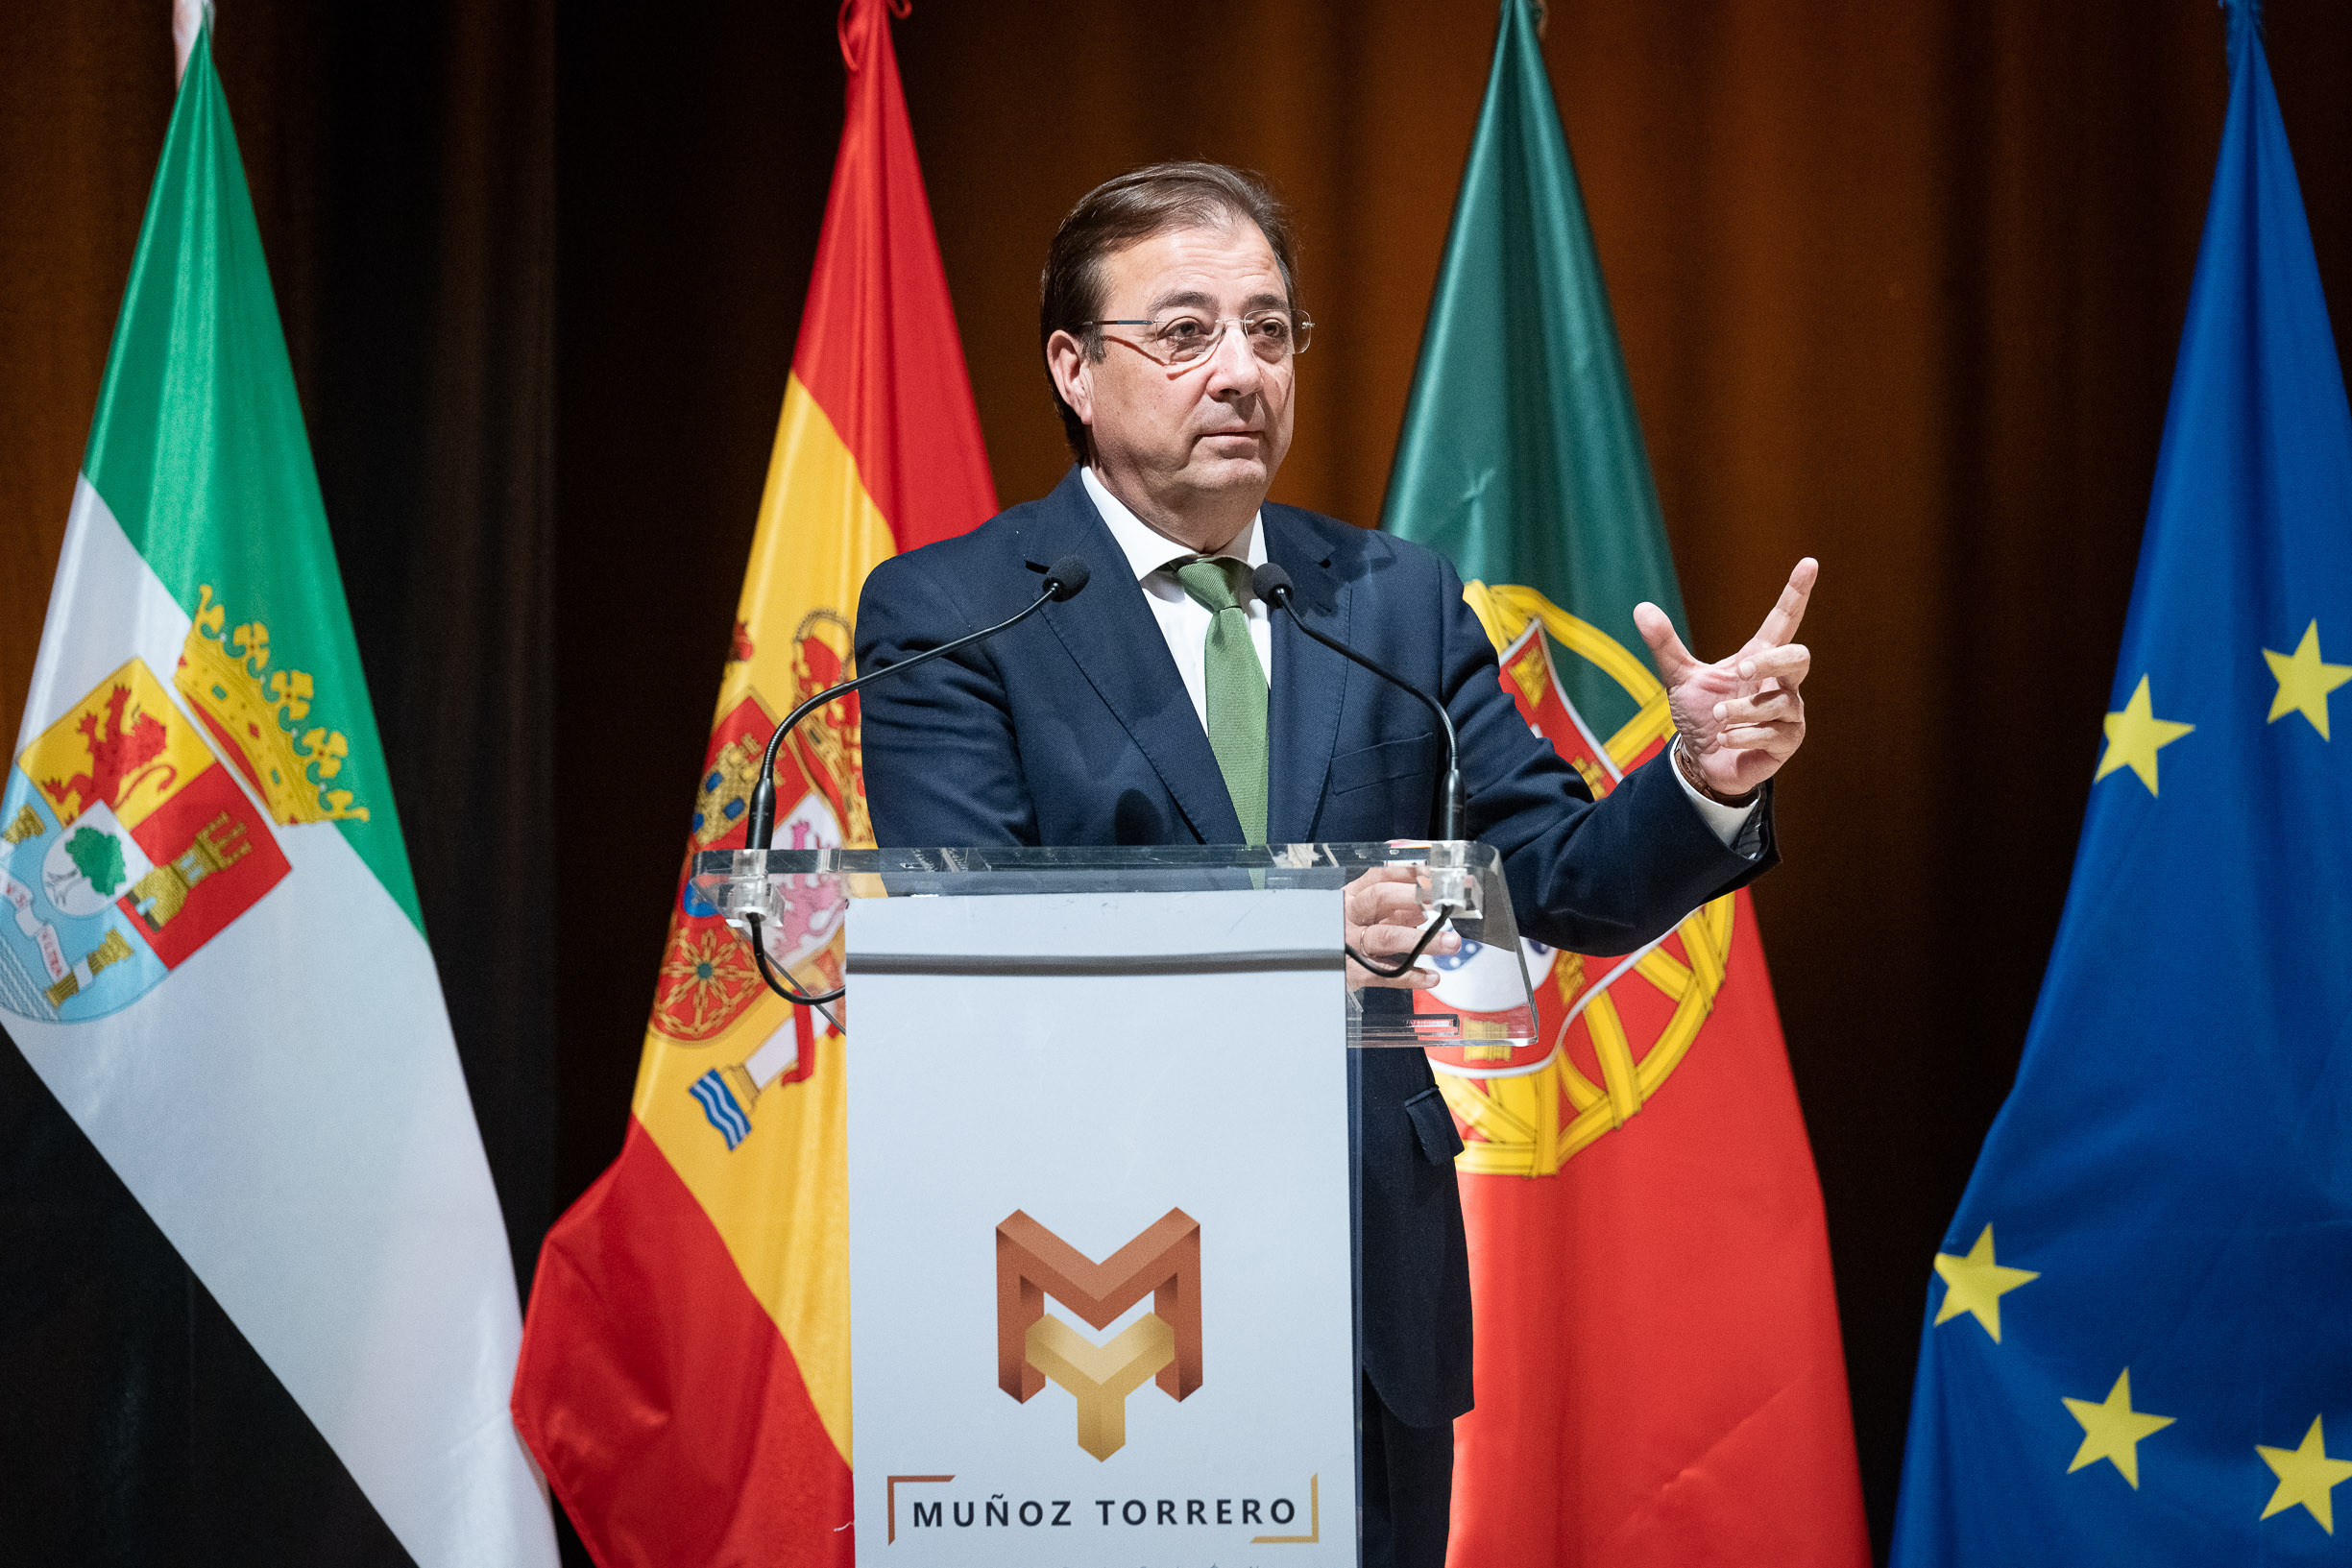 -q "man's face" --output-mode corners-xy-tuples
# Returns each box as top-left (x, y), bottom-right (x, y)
(1053, 221), (1297, 533)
